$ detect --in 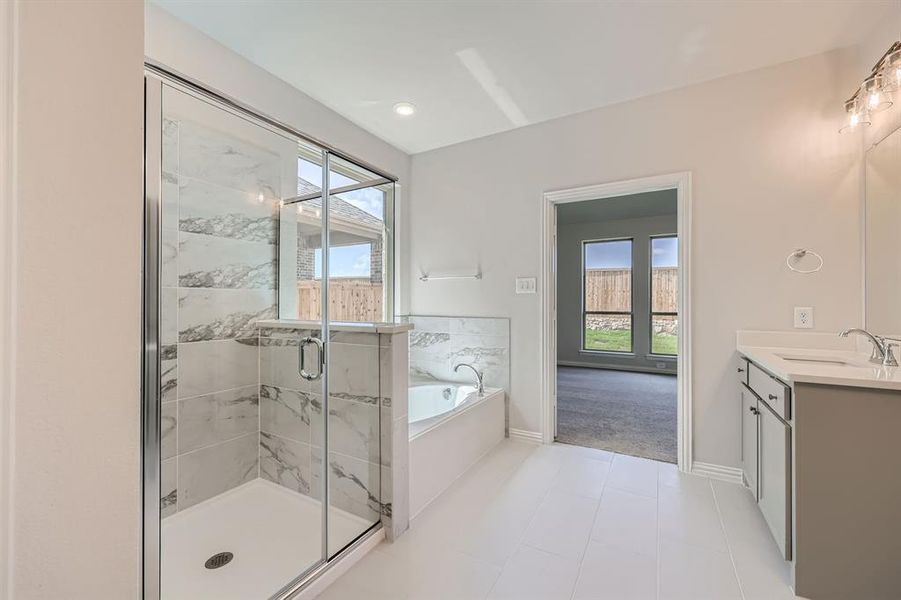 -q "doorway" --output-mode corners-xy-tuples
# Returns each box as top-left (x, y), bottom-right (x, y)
(540, 173), (692, 469)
